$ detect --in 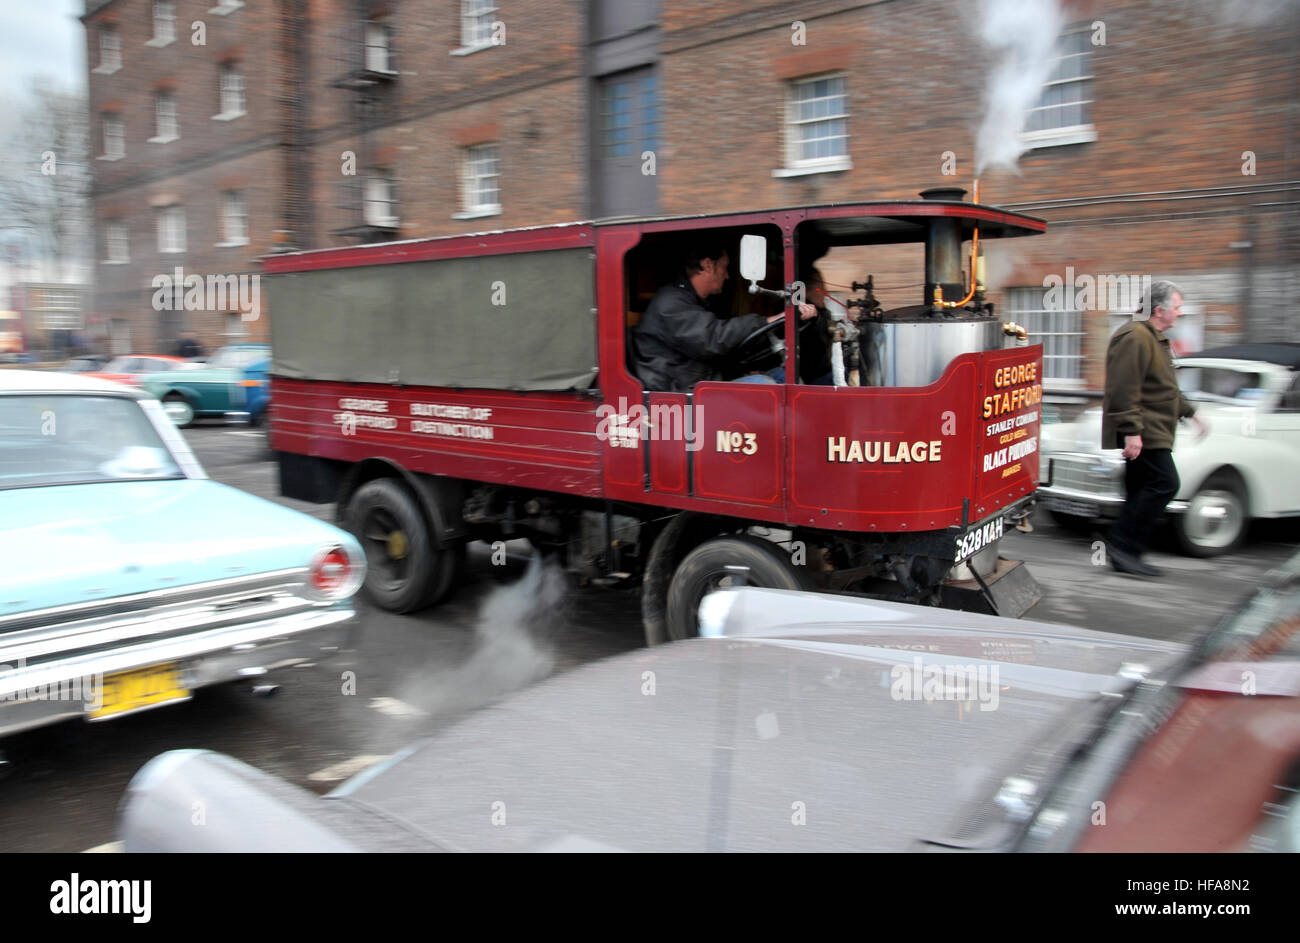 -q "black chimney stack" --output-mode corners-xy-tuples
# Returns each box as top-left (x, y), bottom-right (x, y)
(919, 187), (967, 313)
